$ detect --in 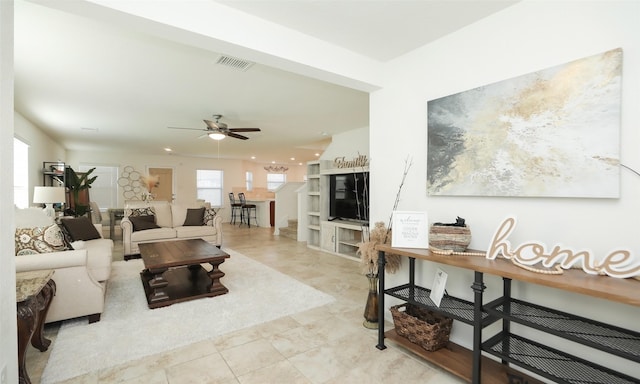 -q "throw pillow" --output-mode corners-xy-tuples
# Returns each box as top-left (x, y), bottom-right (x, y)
(204, 208), (217, 226)
(183, 207), (205, 226)
(61, 216), (102, 241)
(55, 217), (75, 249)
(124, 206), (155, 218)
(15, 224), (70, 255)
(130, 215), (161, 231)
